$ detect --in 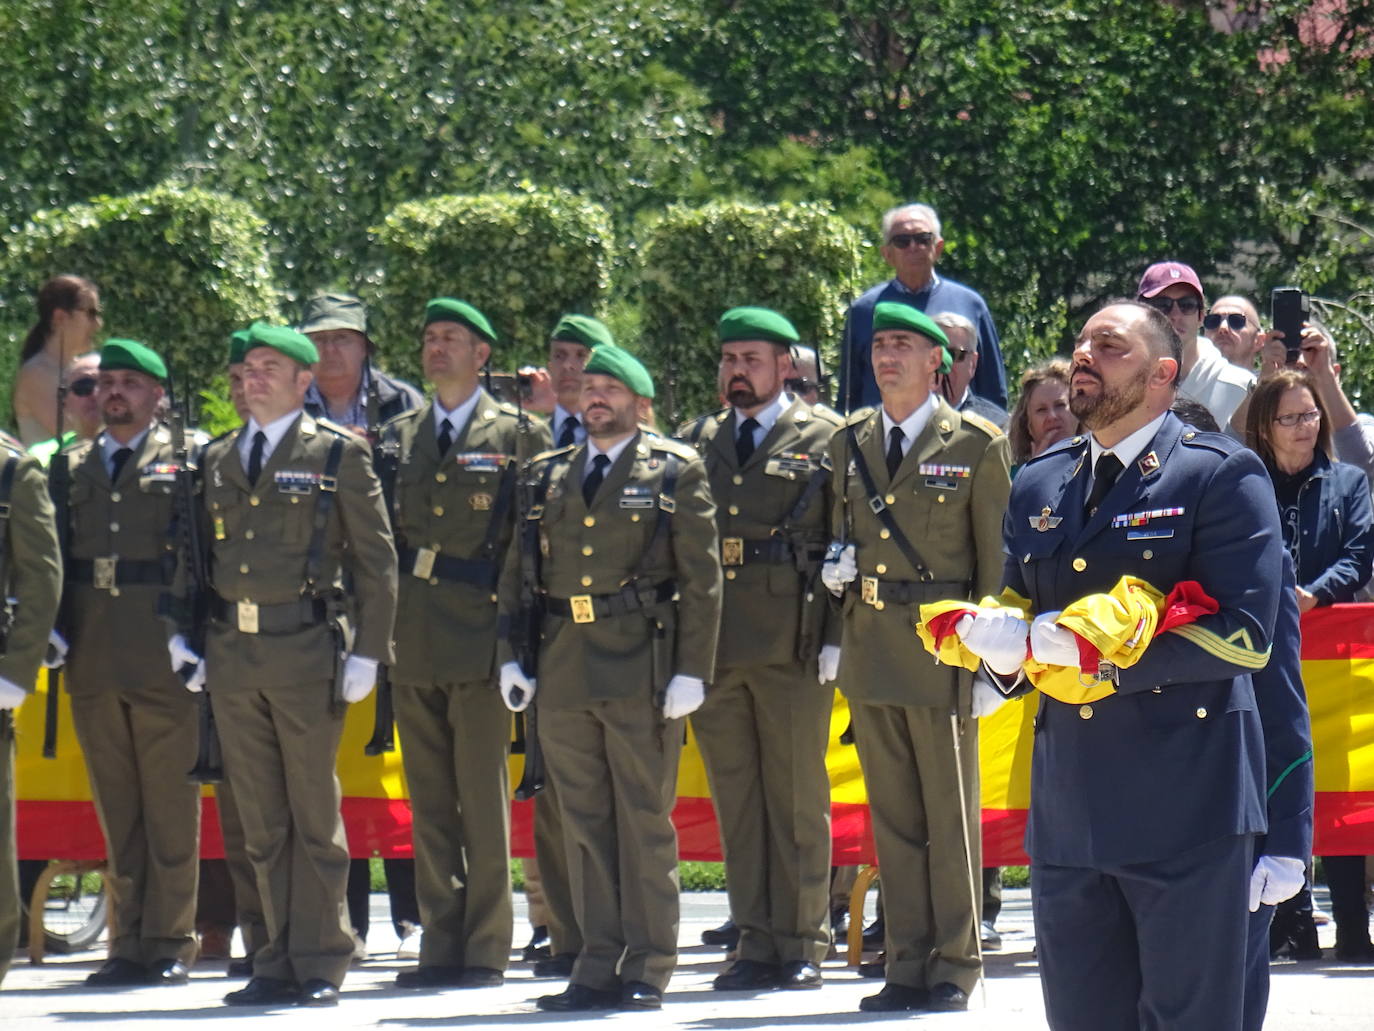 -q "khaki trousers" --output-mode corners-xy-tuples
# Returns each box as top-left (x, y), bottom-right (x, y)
(532, 776), (581, 956)
(214, 777), (268, 956)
